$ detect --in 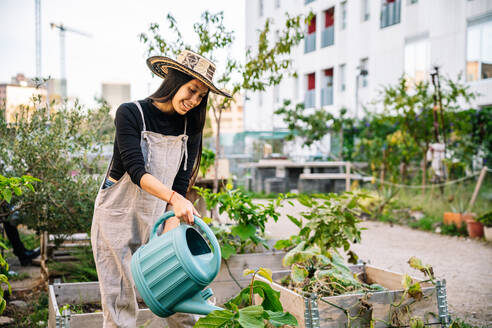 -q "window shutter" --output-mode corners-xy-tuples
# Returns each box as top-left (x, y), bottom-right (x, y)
(308, 15), (317, 34)
(325, 8), (334, 27)
(307, 73), (316, 90)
